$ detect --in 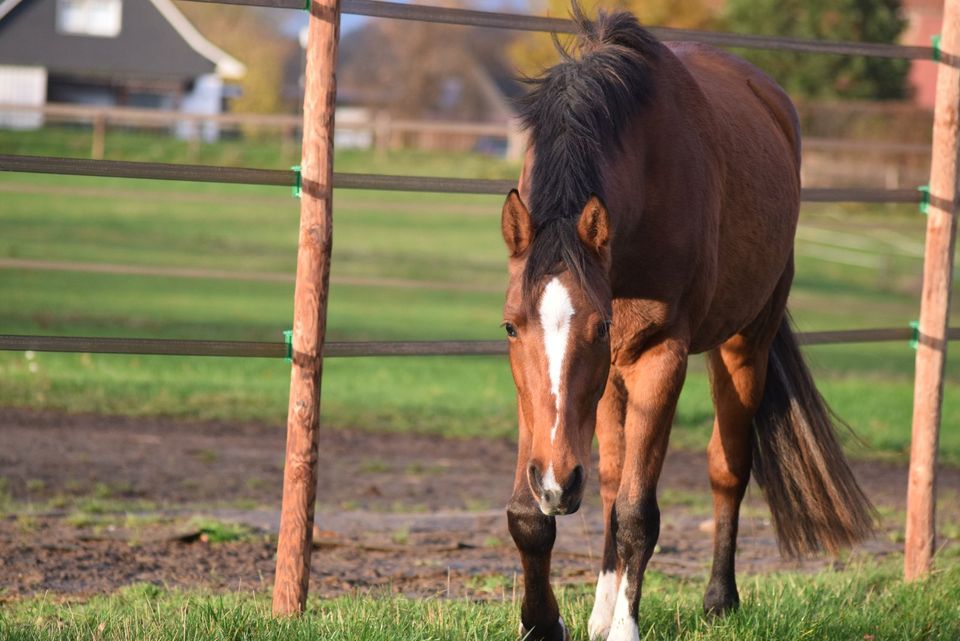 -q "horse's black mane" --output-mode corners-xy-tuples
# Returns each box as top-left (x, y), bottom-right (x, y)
(516, 3), (659, 309)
